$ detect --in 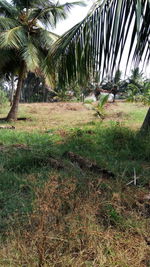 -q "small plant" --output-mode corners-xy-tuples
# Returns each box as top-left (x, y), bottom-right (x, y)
(99, 203), (124, 228)
(92, 94), (109, 118)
